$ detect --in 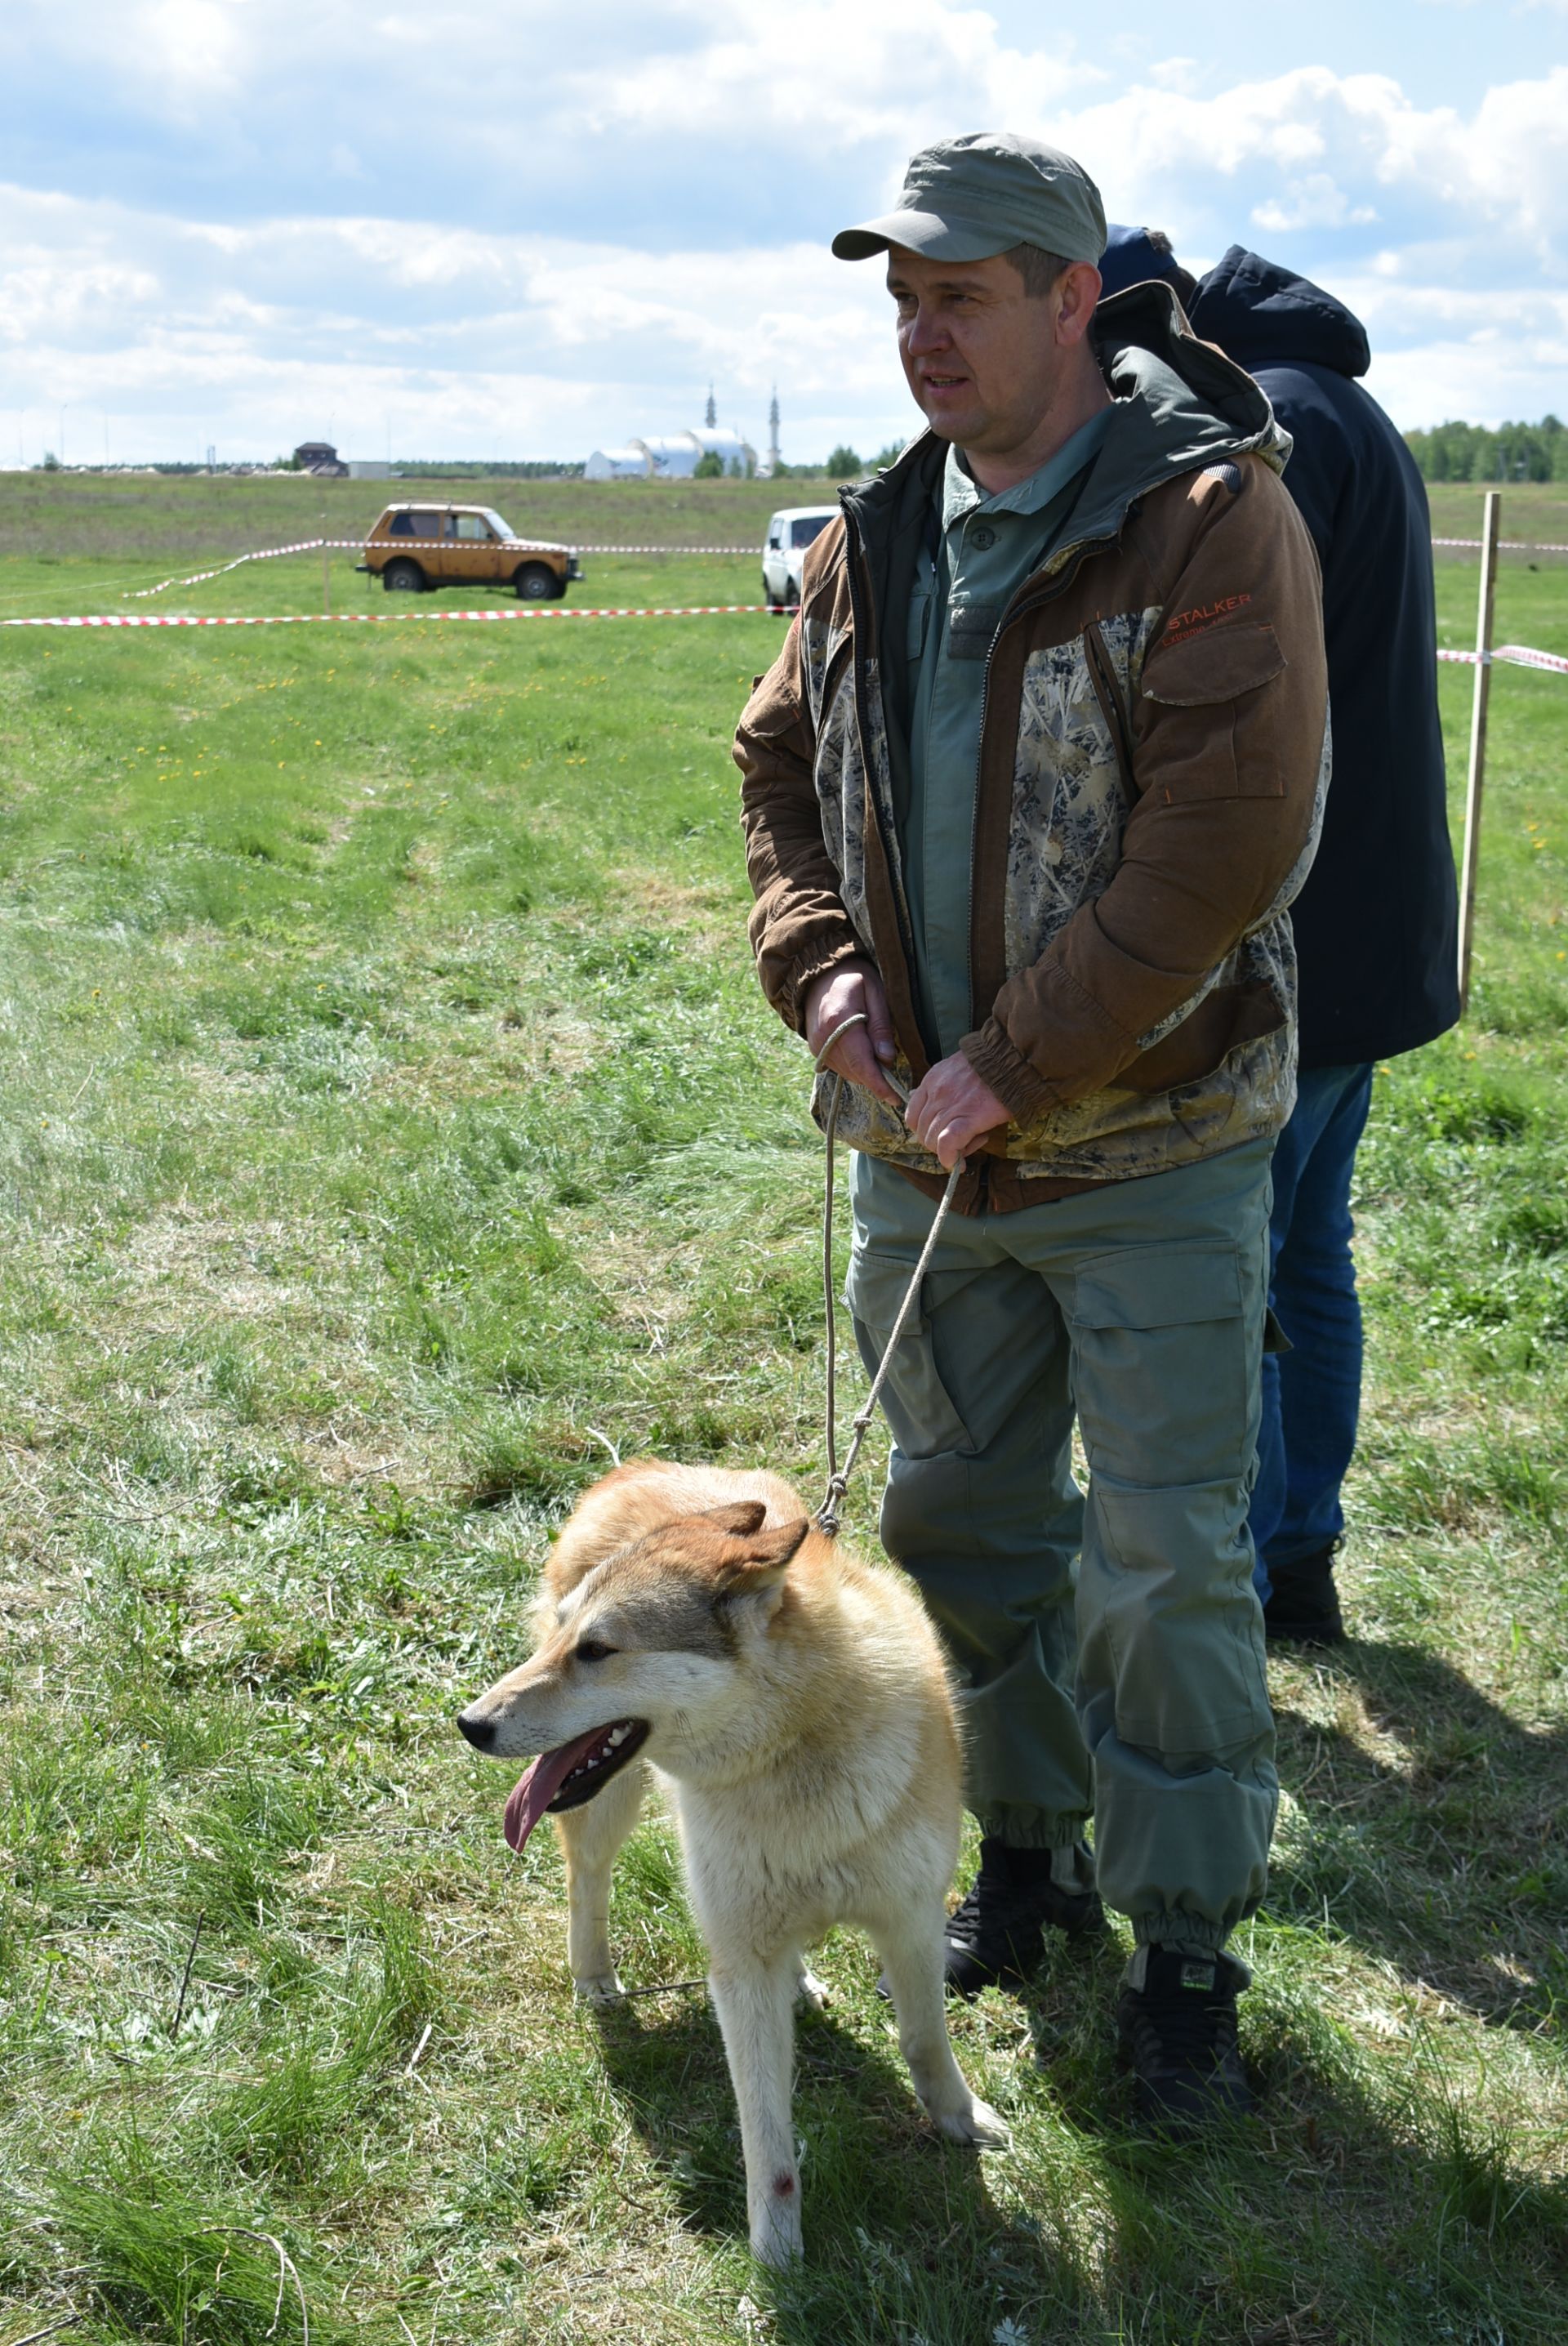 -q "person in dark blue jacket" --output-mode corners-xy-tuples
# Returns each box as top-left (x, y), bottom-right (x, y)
(1098, 228), (1460, 1644)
